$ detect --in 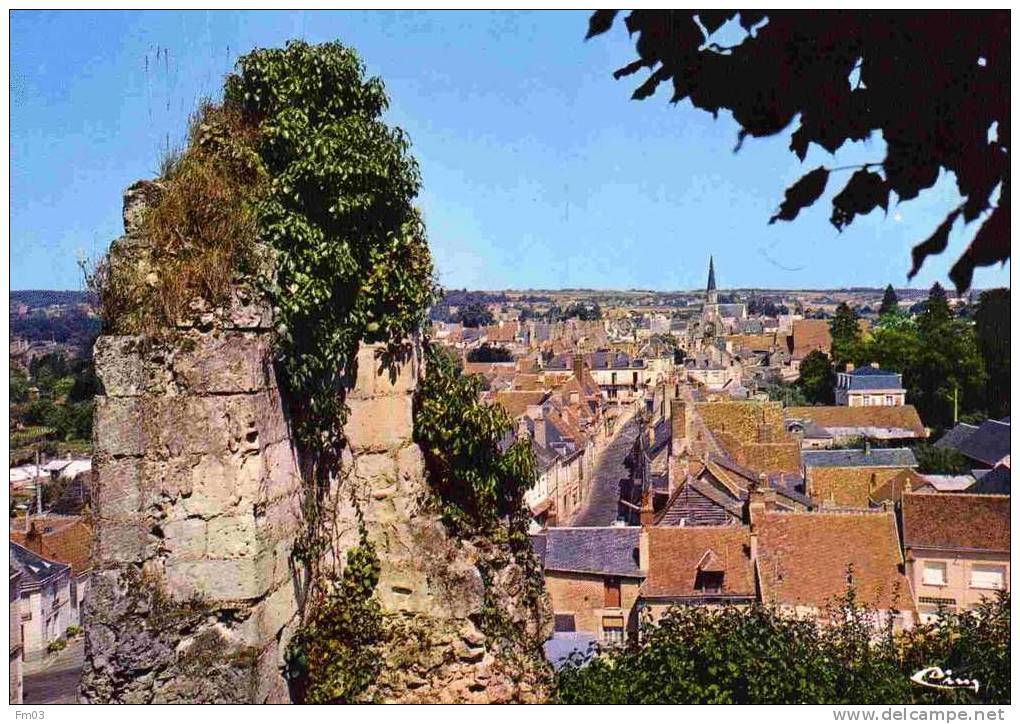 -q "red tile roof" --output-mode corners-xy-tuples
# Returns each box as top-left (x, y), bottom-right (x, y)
(642, 526), (755, 599)
(789, 319), (832, 360)
(10, 514), (93, 576)
(785, 405), (926, 438)
(901, 493), (1010, 552)
(756, 511), (913, 611)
